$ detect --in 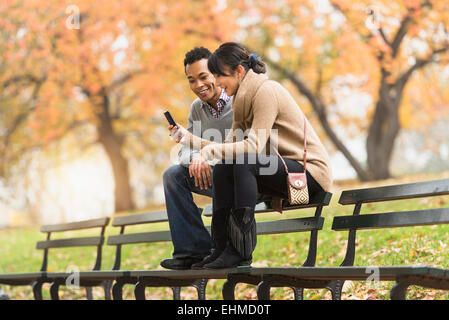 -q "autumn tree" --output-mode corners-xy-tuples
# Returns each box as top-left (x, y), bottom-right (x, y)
(0, 0), (235, 211)
(234, 0), (449, 180)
